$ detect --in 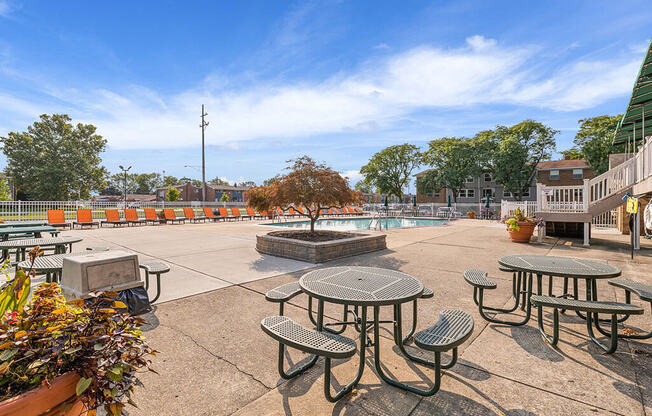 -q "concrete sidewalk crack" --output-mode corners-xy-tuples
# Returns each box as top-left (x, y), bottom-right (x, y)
(159, 323), (272, 390)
